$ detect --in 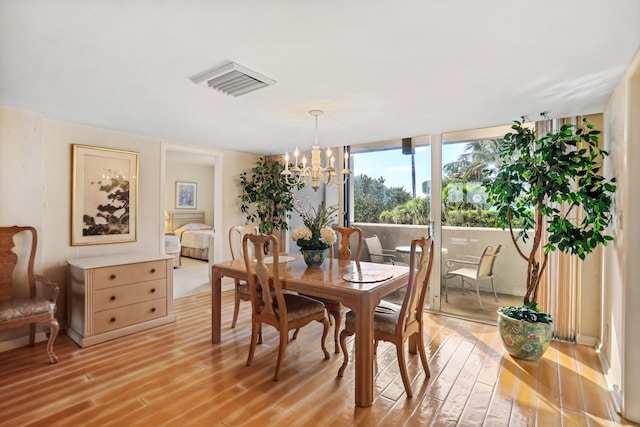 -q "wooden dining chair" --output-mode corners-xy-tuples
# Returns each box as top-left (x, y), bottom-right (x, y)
(338, 236), (434, 397)
(229, 225), (258, 330)
(243, 233), (330, 380)
(329, 226), (363, 261)
(321, 226), (363, 353)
